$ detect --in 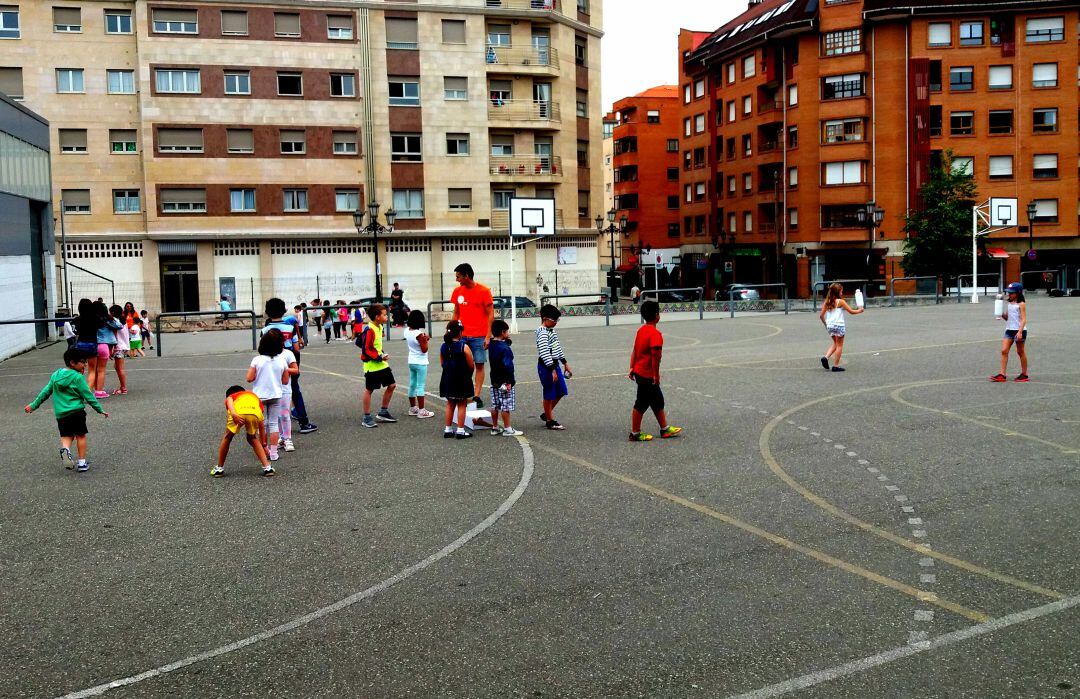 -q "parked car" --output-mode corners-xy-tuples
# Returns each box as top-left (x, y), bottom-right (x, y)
(642, 290), (694, 303)
(721, 284), (761, 301)
(492, 295), (536, 309)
